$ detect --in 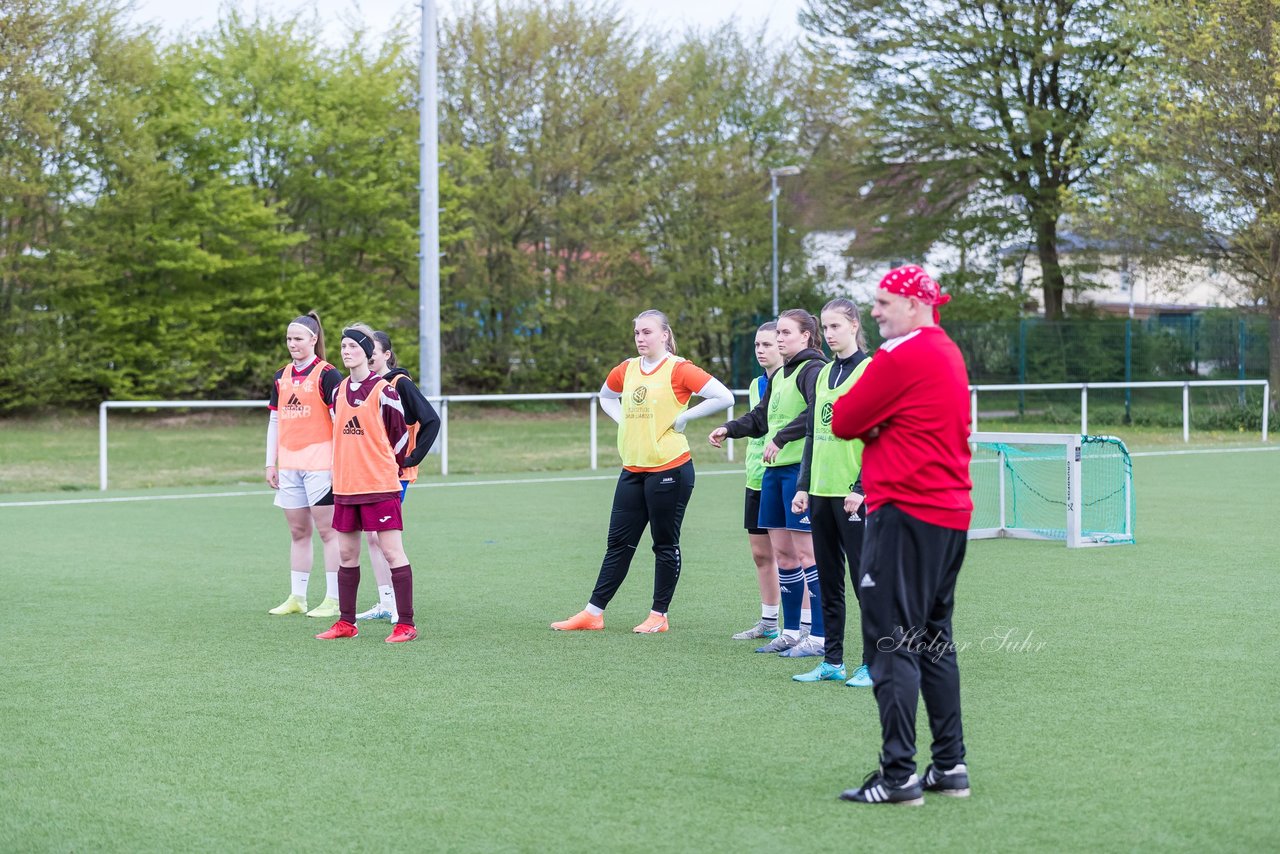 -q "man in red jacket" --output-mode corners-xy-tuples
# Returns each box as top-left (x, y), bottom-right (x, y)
(830, 265), (973, 806)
